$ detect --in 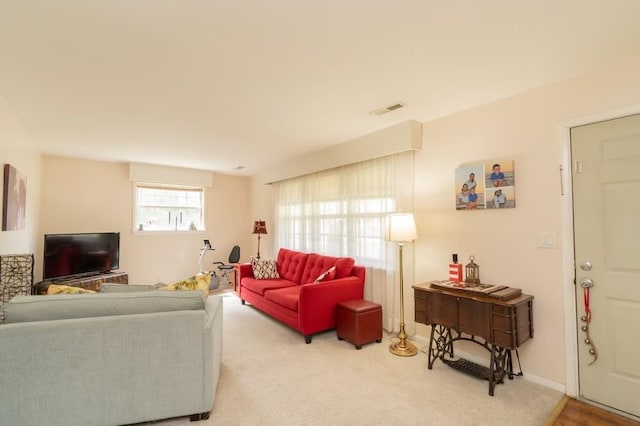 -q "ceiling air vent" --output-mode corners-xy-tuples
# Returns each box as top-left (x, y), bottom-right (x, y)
(371, 102), (406, 116)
